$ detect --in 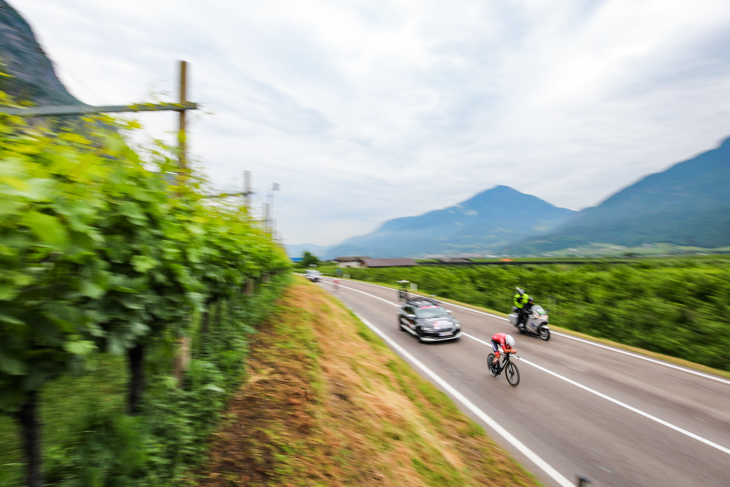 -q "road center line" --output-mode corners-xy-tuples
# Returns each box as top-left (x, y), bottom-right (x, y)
(333, 278), (730, 386)
(462, 332), (730, 456)
(332, 280), (730, 457)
